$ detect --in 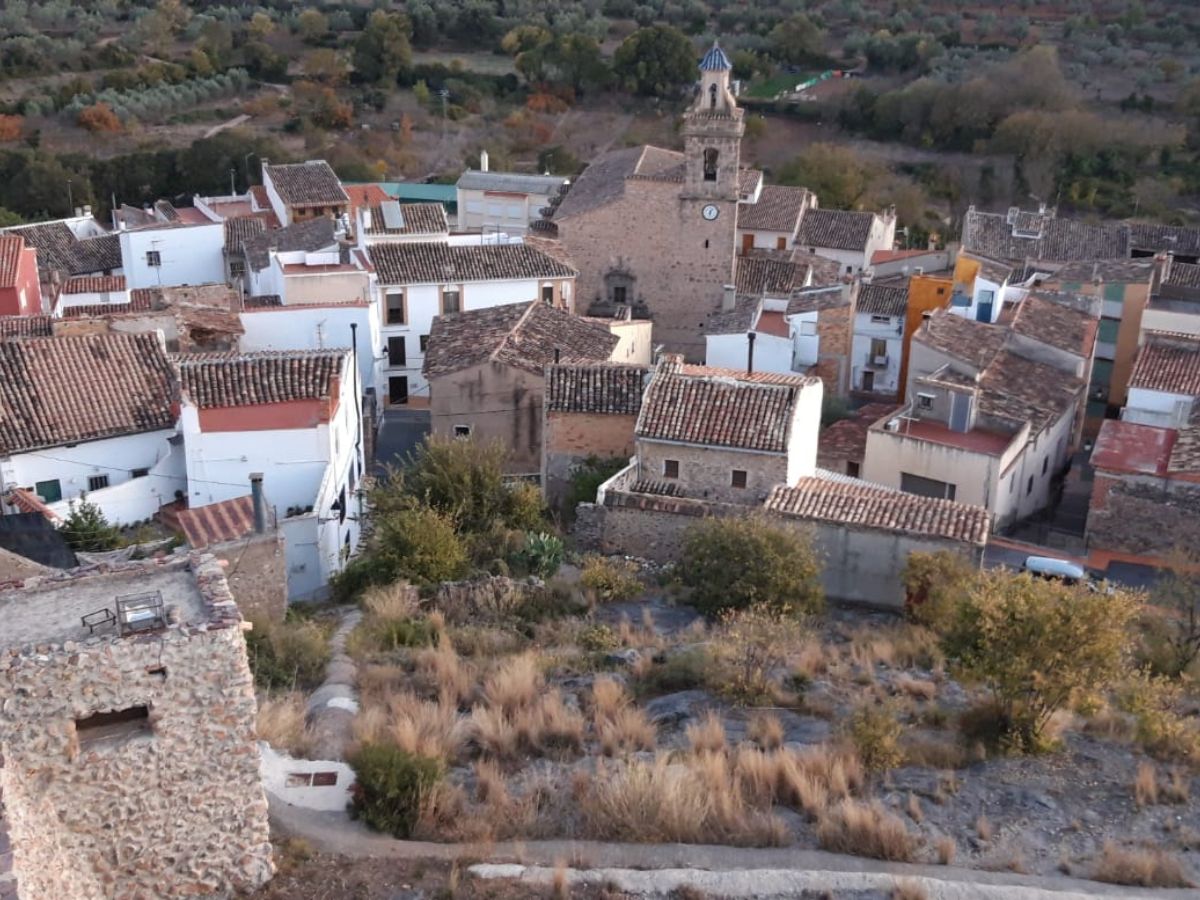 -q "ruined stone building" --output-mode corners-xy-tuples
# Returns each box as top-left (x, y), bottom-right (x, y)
(0, 553), (273, 899)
